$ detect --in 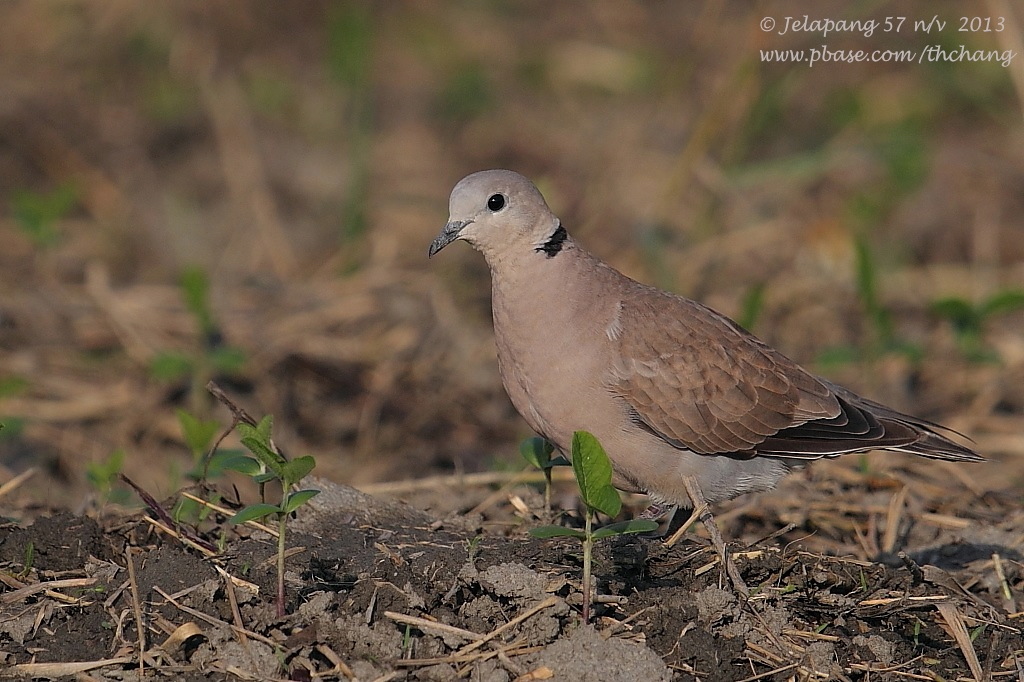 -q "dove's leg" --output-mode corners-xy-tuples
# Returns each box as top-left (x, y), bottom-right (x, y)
(640, 501), (677, 521)
(682, 475), (749, 598)
(639, 501), (678, 537)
